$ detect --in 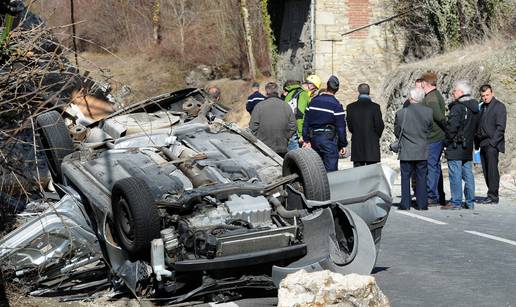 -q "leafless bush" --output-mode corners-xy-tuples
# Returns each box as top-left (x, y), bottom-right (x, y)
(391, 0), (515, 61)
(31, 0), (272, 77)
(31, 0), (154, 52)
(0, 21), (109, 216)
